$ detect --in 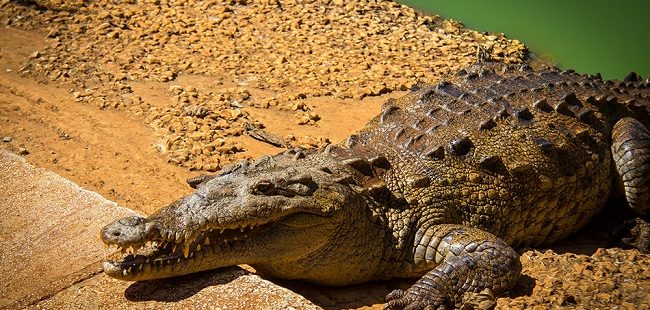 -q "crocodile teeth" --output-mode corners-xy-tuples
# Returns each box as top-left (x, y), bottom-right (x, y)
(196, 244), (201, 252)
(123, 269), (128, 276)
(126, 267), (132, 274)
(220, 229), (224, 233)
(172, 243), (178, 253)
(183, 244), (190, 258)
(204, 237), (210, 245)
(240, 227), (245, 232)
